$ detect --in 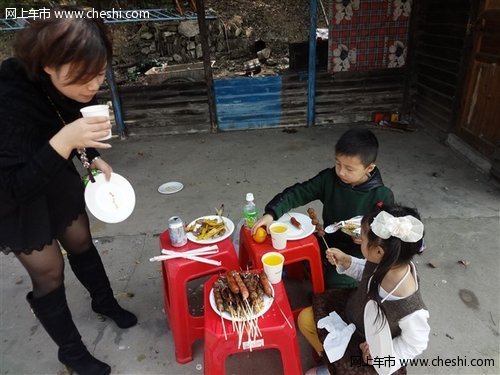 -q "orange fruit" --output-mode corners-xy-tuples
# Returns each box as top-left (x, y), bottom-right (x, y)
(252, 227), (268, 243)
